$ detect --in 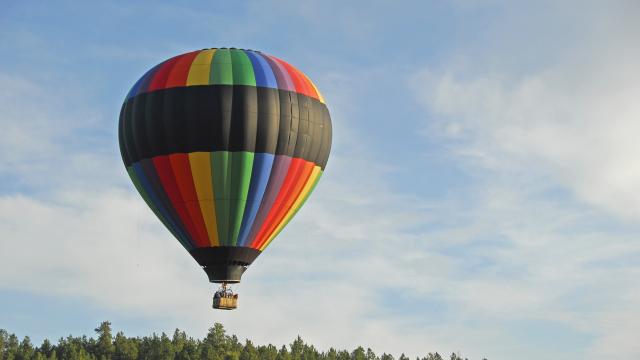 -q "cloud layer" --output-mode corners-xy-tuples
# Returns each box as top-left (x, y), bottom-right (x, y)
(411, 1), (640, 358)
